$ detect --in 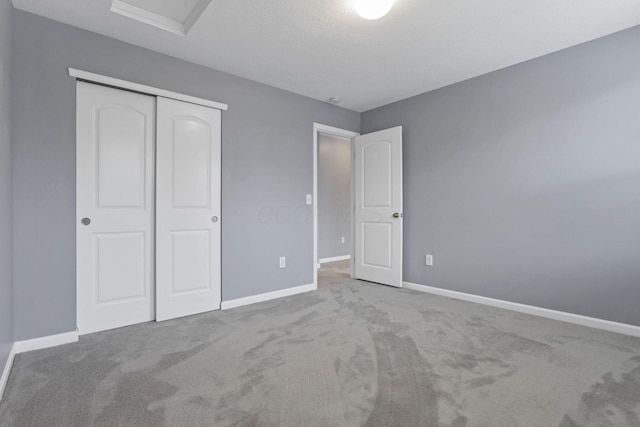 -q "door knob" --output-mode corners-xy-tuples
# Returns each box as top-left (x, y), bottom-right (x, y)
(392, 213), (401, 218)
(81, 217), (91, 226)
(211, 216), (219, 223)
